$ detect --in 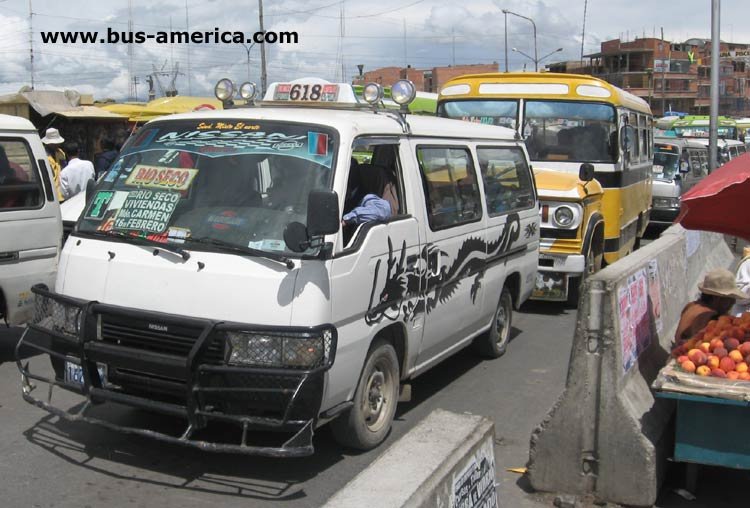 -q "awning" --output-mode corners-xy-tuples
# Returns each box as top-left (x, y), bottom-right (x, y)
(56, 105), (127, 120)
